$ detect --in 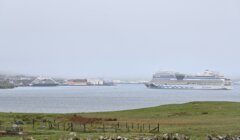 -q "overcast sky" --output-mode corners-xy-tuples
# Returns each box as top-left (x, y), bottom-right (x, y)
(0, 0), (240, 80)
